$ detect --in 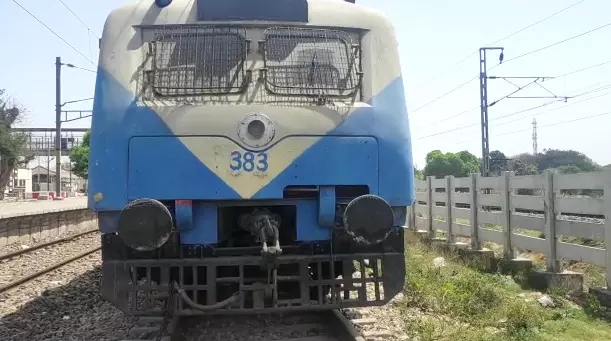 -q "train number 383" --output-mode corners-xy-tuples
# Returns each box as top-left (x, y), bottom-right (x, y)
(229, 151), (269, 172)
